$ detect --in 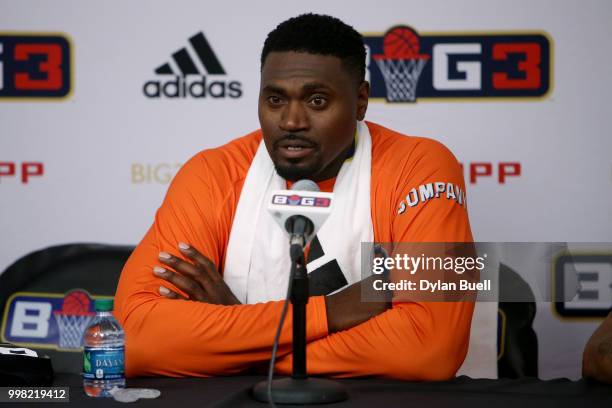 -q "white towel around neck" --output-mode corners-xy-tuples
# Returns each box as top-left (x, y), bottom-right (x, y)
(223, 121), (374, 304)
